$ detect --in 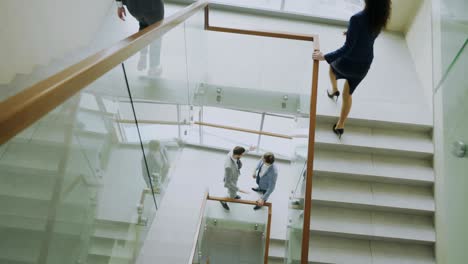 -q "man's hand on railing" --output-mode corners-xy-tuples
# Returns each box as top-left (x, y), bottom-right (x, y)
(118, 7), (127, 21)
(256, 198), (265, 206)
(312, 51), (325, 61)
